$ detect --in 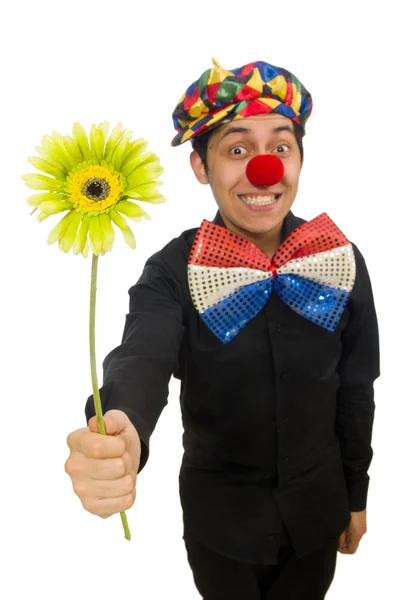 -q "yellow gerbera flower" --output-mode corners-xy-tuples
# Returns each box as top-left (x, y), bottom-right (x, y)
(22, 121), (165, 257)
